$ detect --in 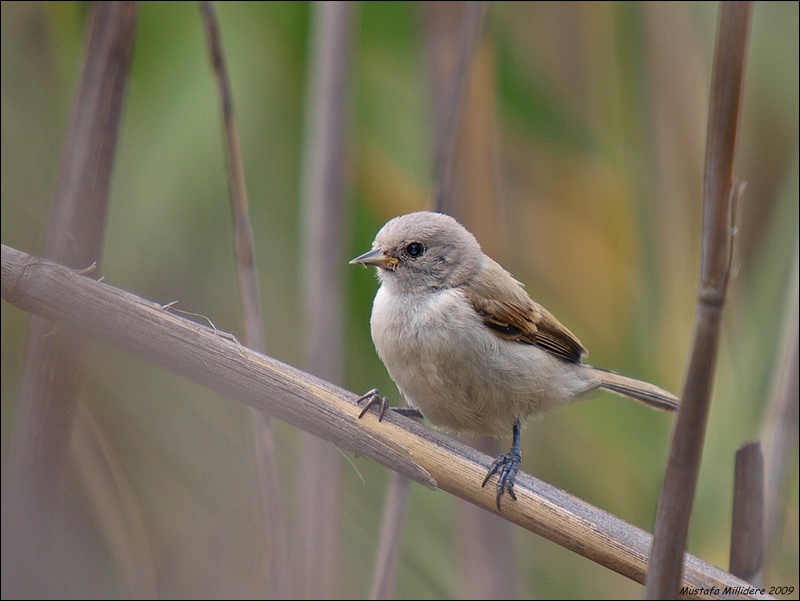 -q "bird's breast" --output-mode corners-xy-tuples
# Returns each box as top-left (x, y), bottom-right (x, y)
(373, 285), (484, 354)
(369, 286), (524, 435)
